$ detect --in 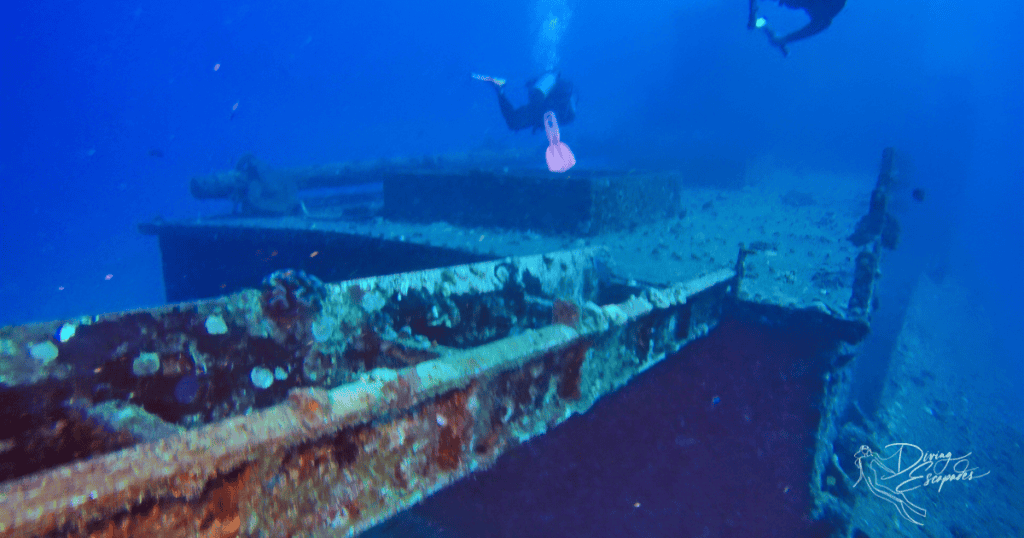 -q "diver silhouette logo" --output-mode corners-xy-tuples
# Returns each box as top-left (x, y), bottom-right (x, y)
(852, 443), (989, 526)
